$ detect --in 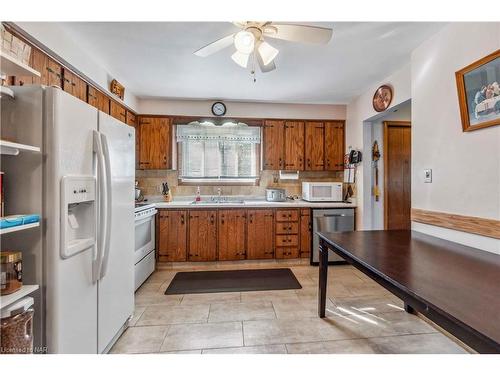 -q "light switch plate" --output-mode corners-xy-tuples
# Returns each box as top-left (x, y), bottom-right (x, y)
(424, 169), (432, 183)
